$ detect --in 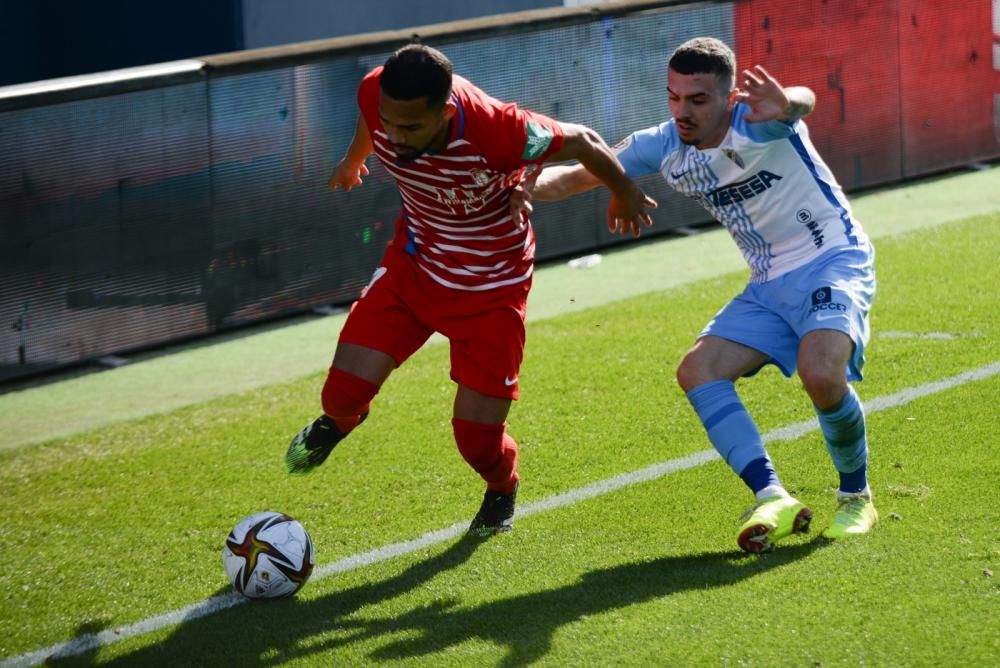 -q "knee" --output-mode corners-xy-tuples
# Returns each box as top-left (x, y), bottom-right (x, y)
(452, 418), (517, 490)
(452, 419), (503, 466)
(798, 363), (846, 408)
(677, 352), (709, 393)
